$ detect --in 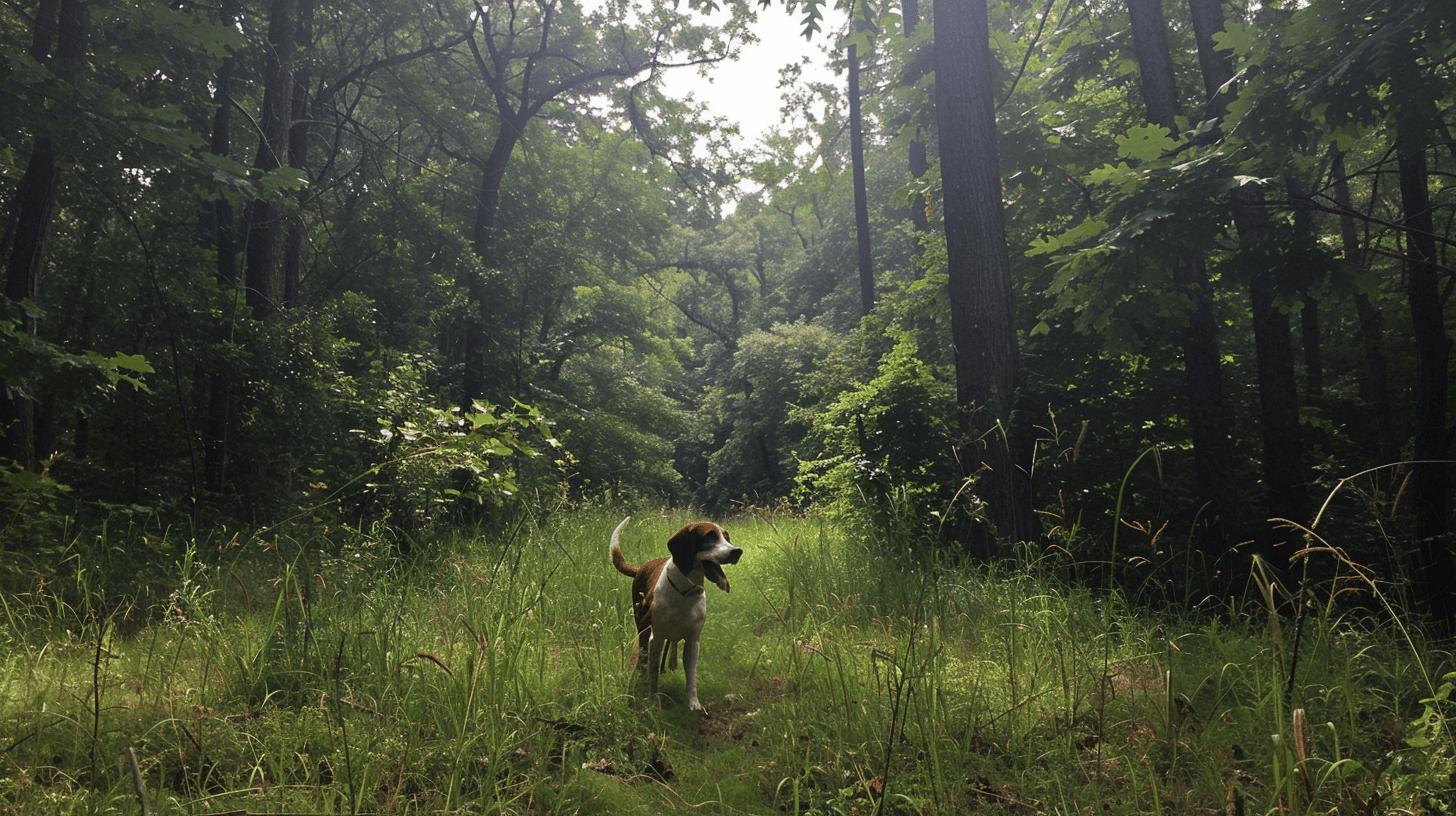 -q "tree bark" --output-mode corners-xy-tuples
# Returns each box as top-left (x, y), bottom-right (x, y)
(462, 128), (521, 409)
(1392, 63), (1456, 620)
(901, 0), (929, 234)
(933, 0), (1037, 552)
(1126, 0), (1239, 552)
(242, 0), (298, 319)
(281, 0), (314, 308)
(1, 0), (85, 470)
(1186, 0), (1309, 565)
(204, 23), (239, 493)
(1286, 177), (1323, 397)
(1330, 150), (1395, 459)
(848, 38), (874, 315)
